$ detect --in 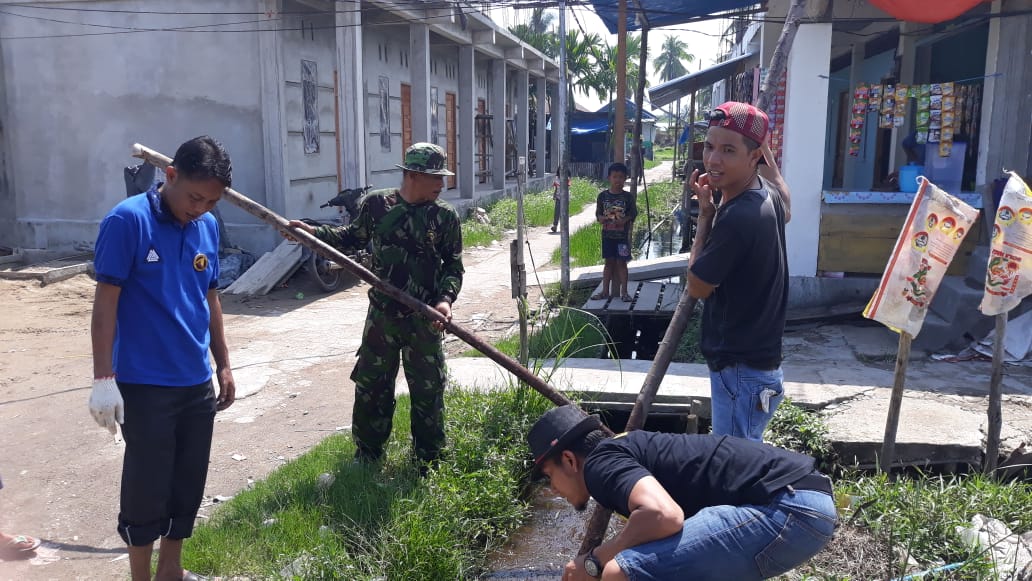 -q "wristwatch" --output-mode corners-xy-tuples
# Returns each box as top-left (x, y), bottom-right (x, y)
(583, 548), (603, 578)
